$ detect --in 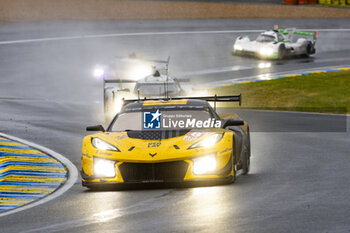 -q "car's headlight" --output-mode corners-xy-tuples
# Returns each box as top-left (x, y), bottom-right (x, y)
(93, 67), (105, 78)
(188, 133), (223, 149)
(193, 154), (217, 175)
(94, 157), (116, 178)
(234, 44), (243, 51)
(92, 138), (120, 152)
(259, 47), (273, 56)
